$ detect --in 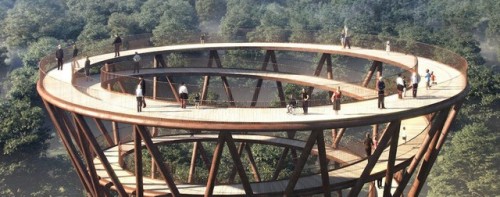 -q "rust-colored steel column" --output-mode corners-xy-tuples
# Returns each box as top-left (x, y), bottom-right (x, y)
(153, 76), (158, 99)
(136, 125), (180, 196)
(316, 130), (331, 197)
(308, 53), (328, 96)
(269, 51), (286, 107)
(165, 76), (180, 102)
(362, 61), (379, 87)
(74, 120), (102, 197)
(251, 50), (272, 107)
(134, 126), (144, 197)
(228, 142), (246, 183)
(408, 103), (462, 196)
(200, 75), (210, 105)
(244, 144), (262, 182)
(205, 133), (225, 197)
(326, 54), (333, 80)
(112, 121), (120, 145)
(224, 133), (253, 196)
(93, 118), (114, 147)
(197, 142), (212, 170)
(392, 108), (451, 197)
(73, 114), (128, 197)
(188, 142), (200, 184)
(331, 128), (346, 148)
(43, 101), (93, 195)
(272, 145), (290, 181)
(348, 120), (401, 197)
(116, 79), (126, 93)
(284, 130), (321, 196)
(212, 50), (236, 107)
(383, 123), (400, 197)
